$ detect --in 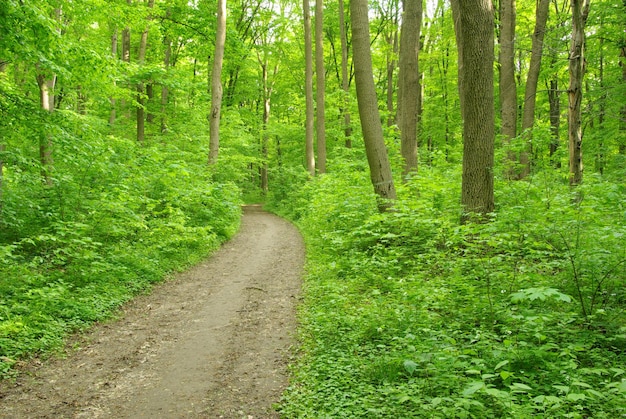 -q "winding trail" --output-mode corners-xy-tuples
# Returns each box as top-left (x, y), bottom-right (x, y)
(0, 206), (304, 418)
